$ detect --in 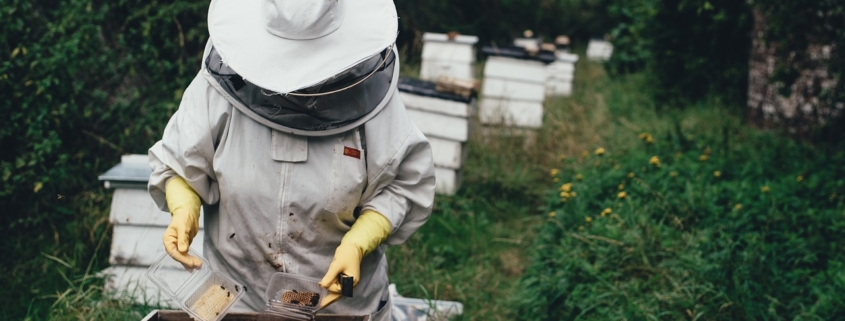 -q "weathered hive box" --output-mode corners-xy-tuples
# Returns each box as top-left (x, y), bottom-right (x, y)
(586, 39), (613, 61)
(479, 46), (555, 129)
(398, 77), (474, 196)
(546, 51), (579, 96)
(420, 32), (479, 81)
(98, 154), (204, 307)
